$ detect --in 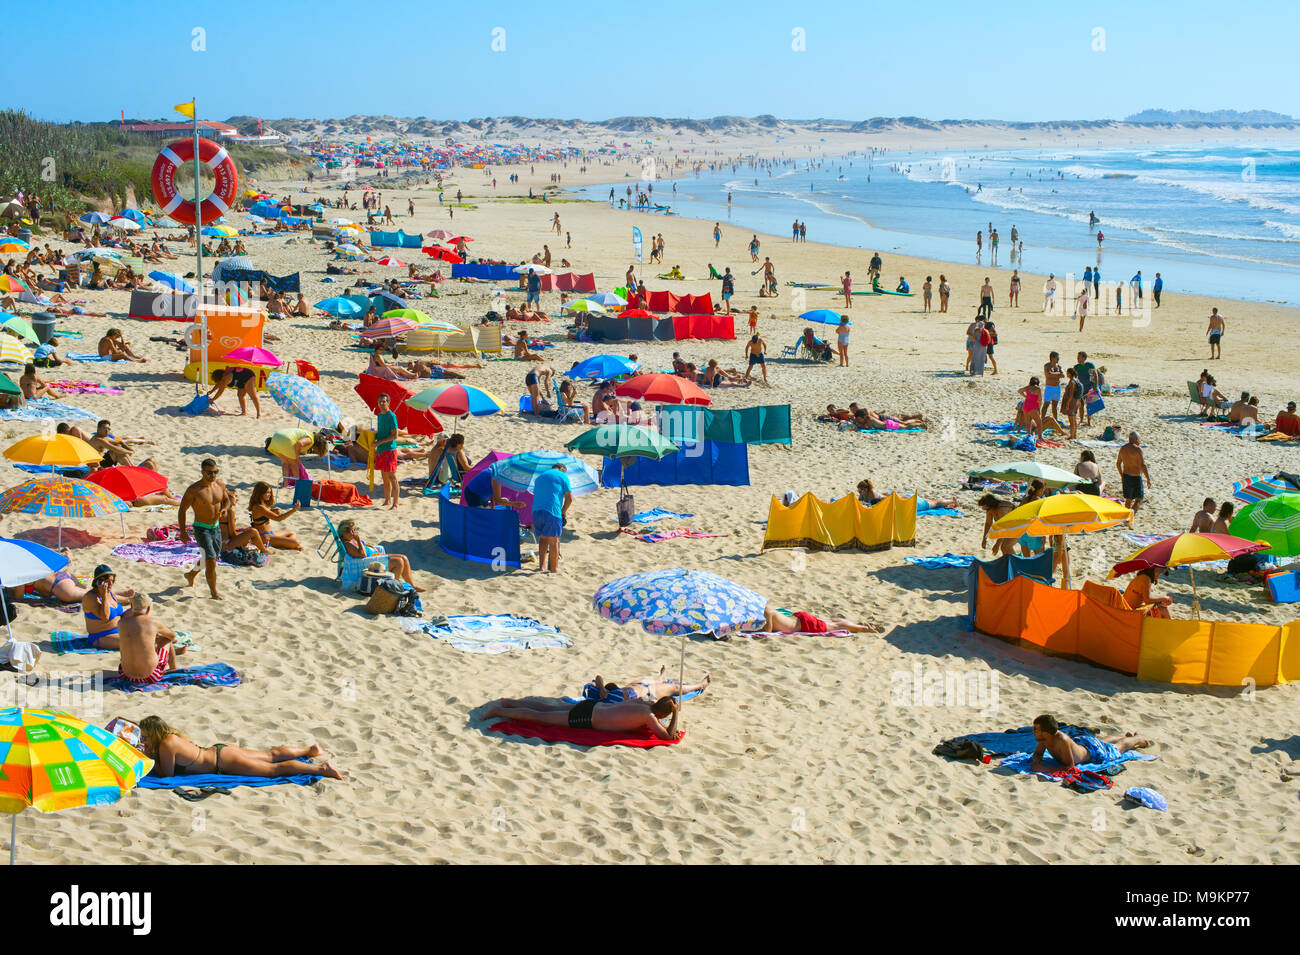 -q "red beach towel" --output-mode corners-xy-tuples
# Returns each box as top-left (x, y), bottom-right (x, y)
(311, 480), (374, 507)
(488, 719), (683, 748)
